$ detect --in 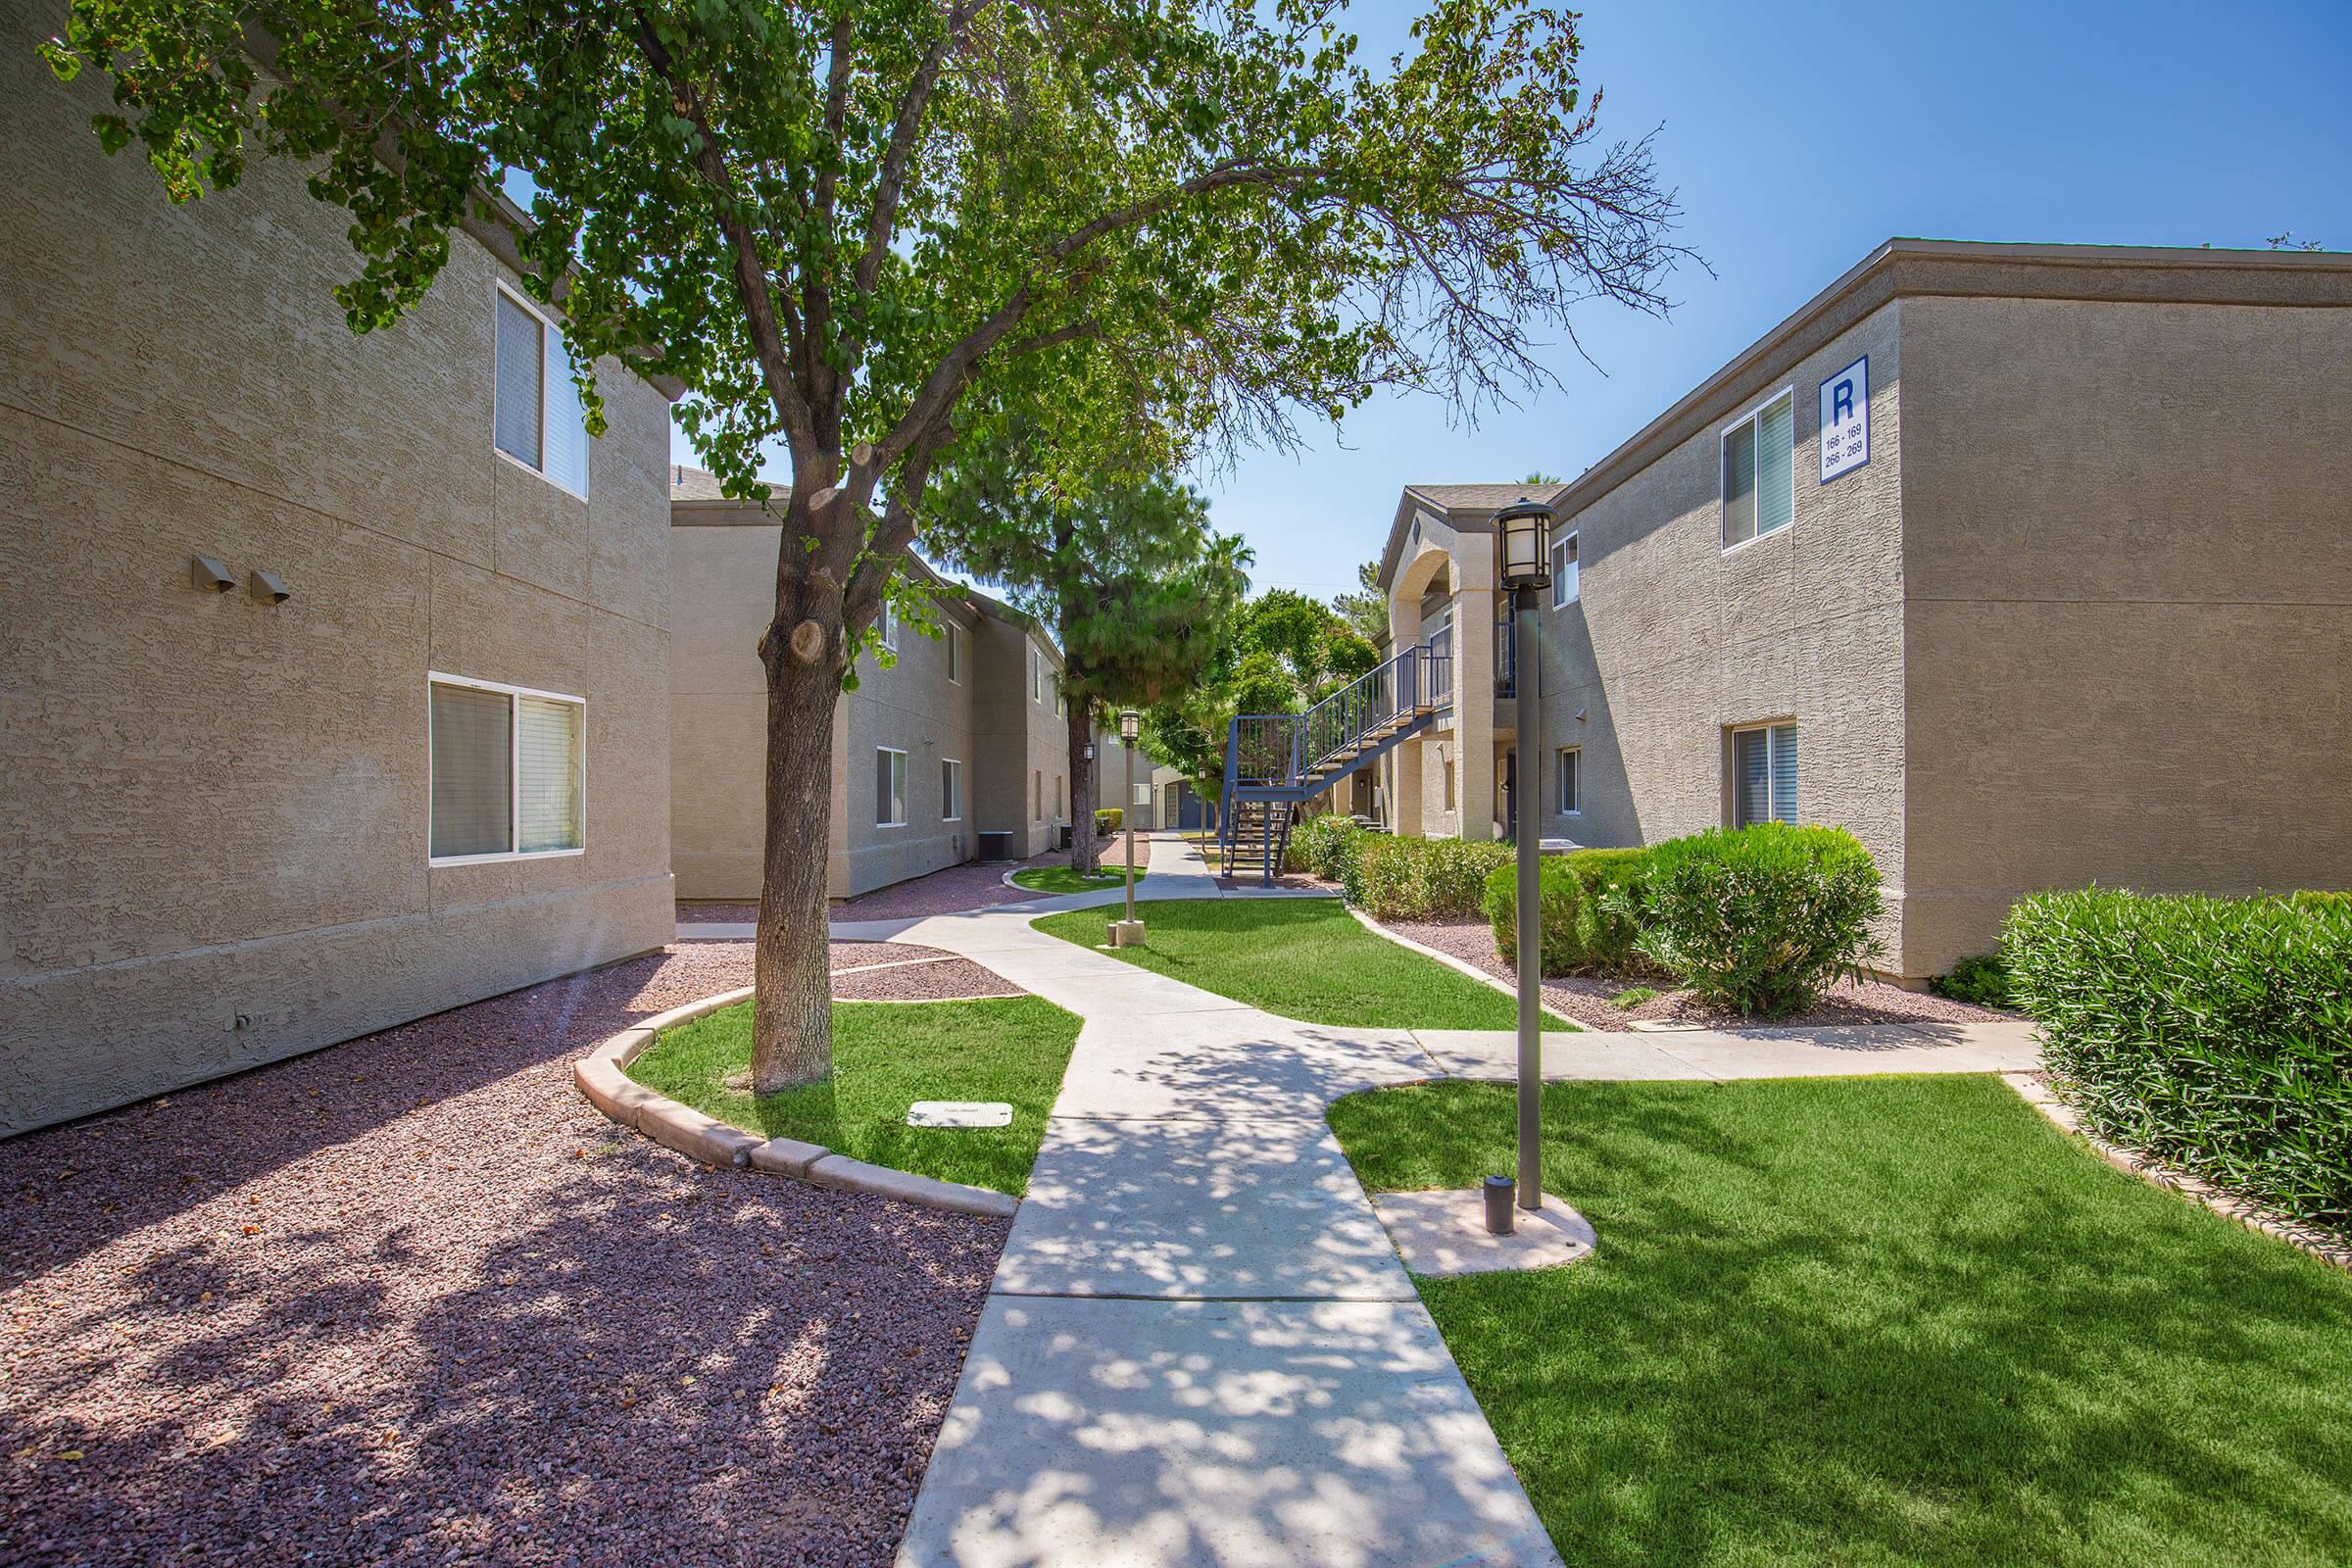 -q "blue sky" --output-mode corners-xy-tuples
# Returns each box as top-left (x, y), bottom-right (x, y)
(672, 0), (2351, 603)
